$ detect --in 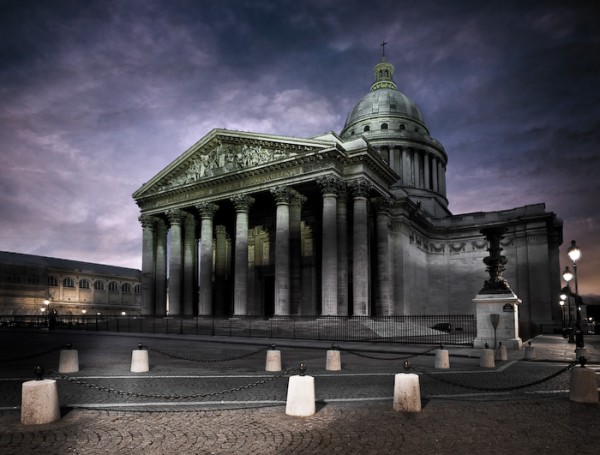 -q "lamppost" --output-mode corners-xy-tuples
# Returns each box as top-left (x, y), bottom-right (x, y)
(561, 267), (574, 343)
(559, 300), (565, 331)
(567, 240), (584, 347)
